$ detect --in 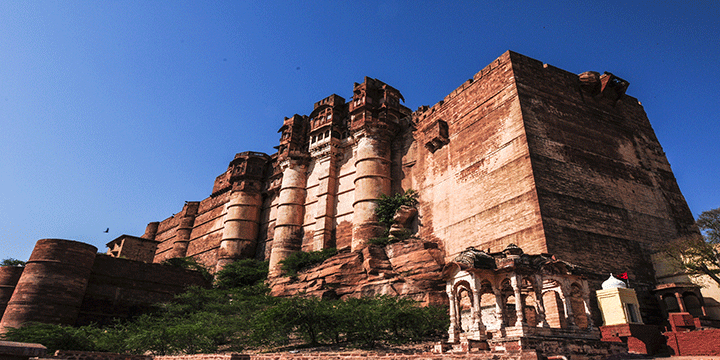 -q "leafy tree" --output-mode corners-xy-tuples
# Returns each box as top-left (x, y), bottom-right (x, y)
(665, 207), (720, 286)
(1, 258), (25, 266)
